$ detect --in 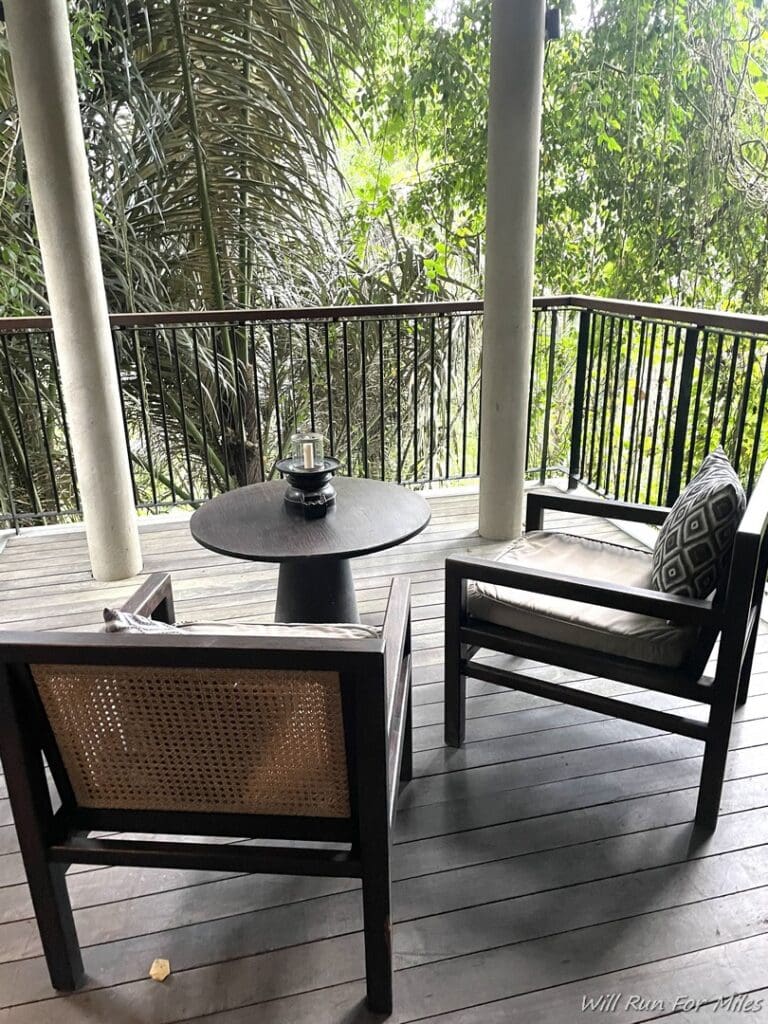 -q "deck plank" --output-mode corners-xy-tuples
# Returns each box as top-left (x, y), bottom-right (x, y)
(0, 489), (766, 1023)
